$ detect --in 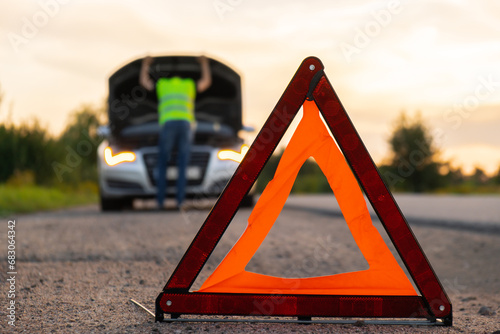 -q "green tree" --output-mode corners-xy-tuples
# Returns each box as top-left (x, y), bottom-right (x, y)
(441, 163), (465, 187)
(0, 83), (104, 186)
(470, 167), (488, 185)
(51, 104), (104, 185)
(0, 119), (54, 184)
(0, 84), (55, 184)
(0, 83), (58, 184)
(255, 149), (330, 194)
(379, 112), (444, 192)
(494, 166), (500, 185)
